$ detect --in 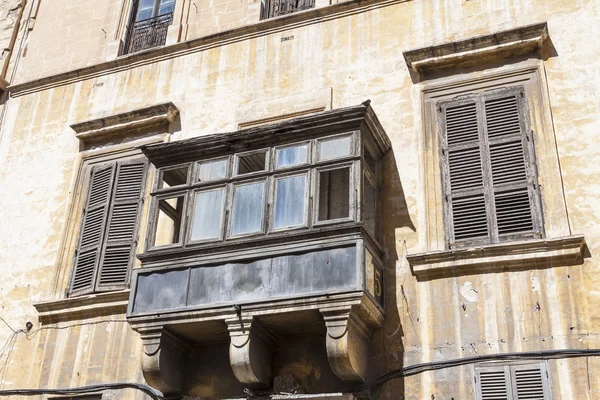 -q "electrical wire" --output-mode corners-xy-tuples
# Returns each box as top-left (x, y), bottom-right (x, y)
(370, 348), (600, 389)
(0, 383), (165, 399)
